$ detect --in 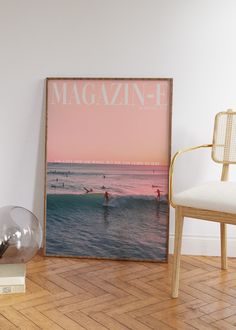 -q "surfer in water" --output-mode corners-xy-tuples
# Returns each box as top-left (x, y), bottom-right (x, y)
(83, 187), (93, 193)
(104, 191), (109, 203)
(156, 188), (161, 202)
(101, 174), (106, 189)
